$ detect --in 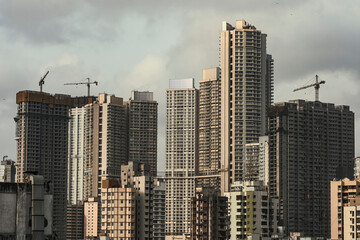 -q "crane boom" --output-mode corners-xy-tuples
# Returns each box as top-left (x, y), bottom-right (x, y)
(64, 78), (98, 96)
(293, 75), (325, 101)
(39, 71), (49, 92)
